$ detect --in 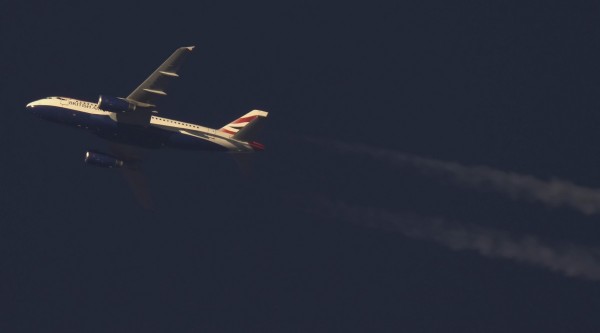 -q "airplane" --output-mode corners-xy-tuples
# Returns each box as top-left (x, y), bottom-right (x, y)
(25, 46), (268, 206)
